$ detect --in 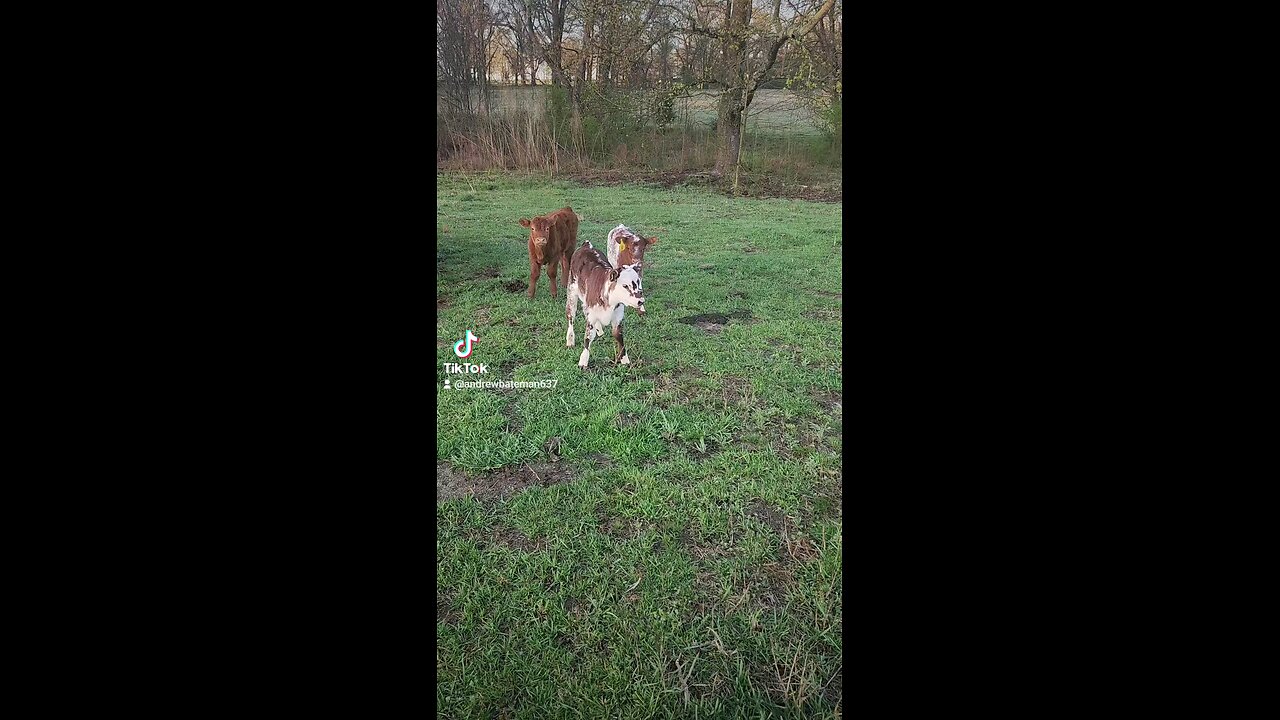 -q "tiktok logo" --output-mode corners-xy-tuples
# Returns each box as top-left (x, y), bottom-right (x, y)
(453, 330), (479, 359)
